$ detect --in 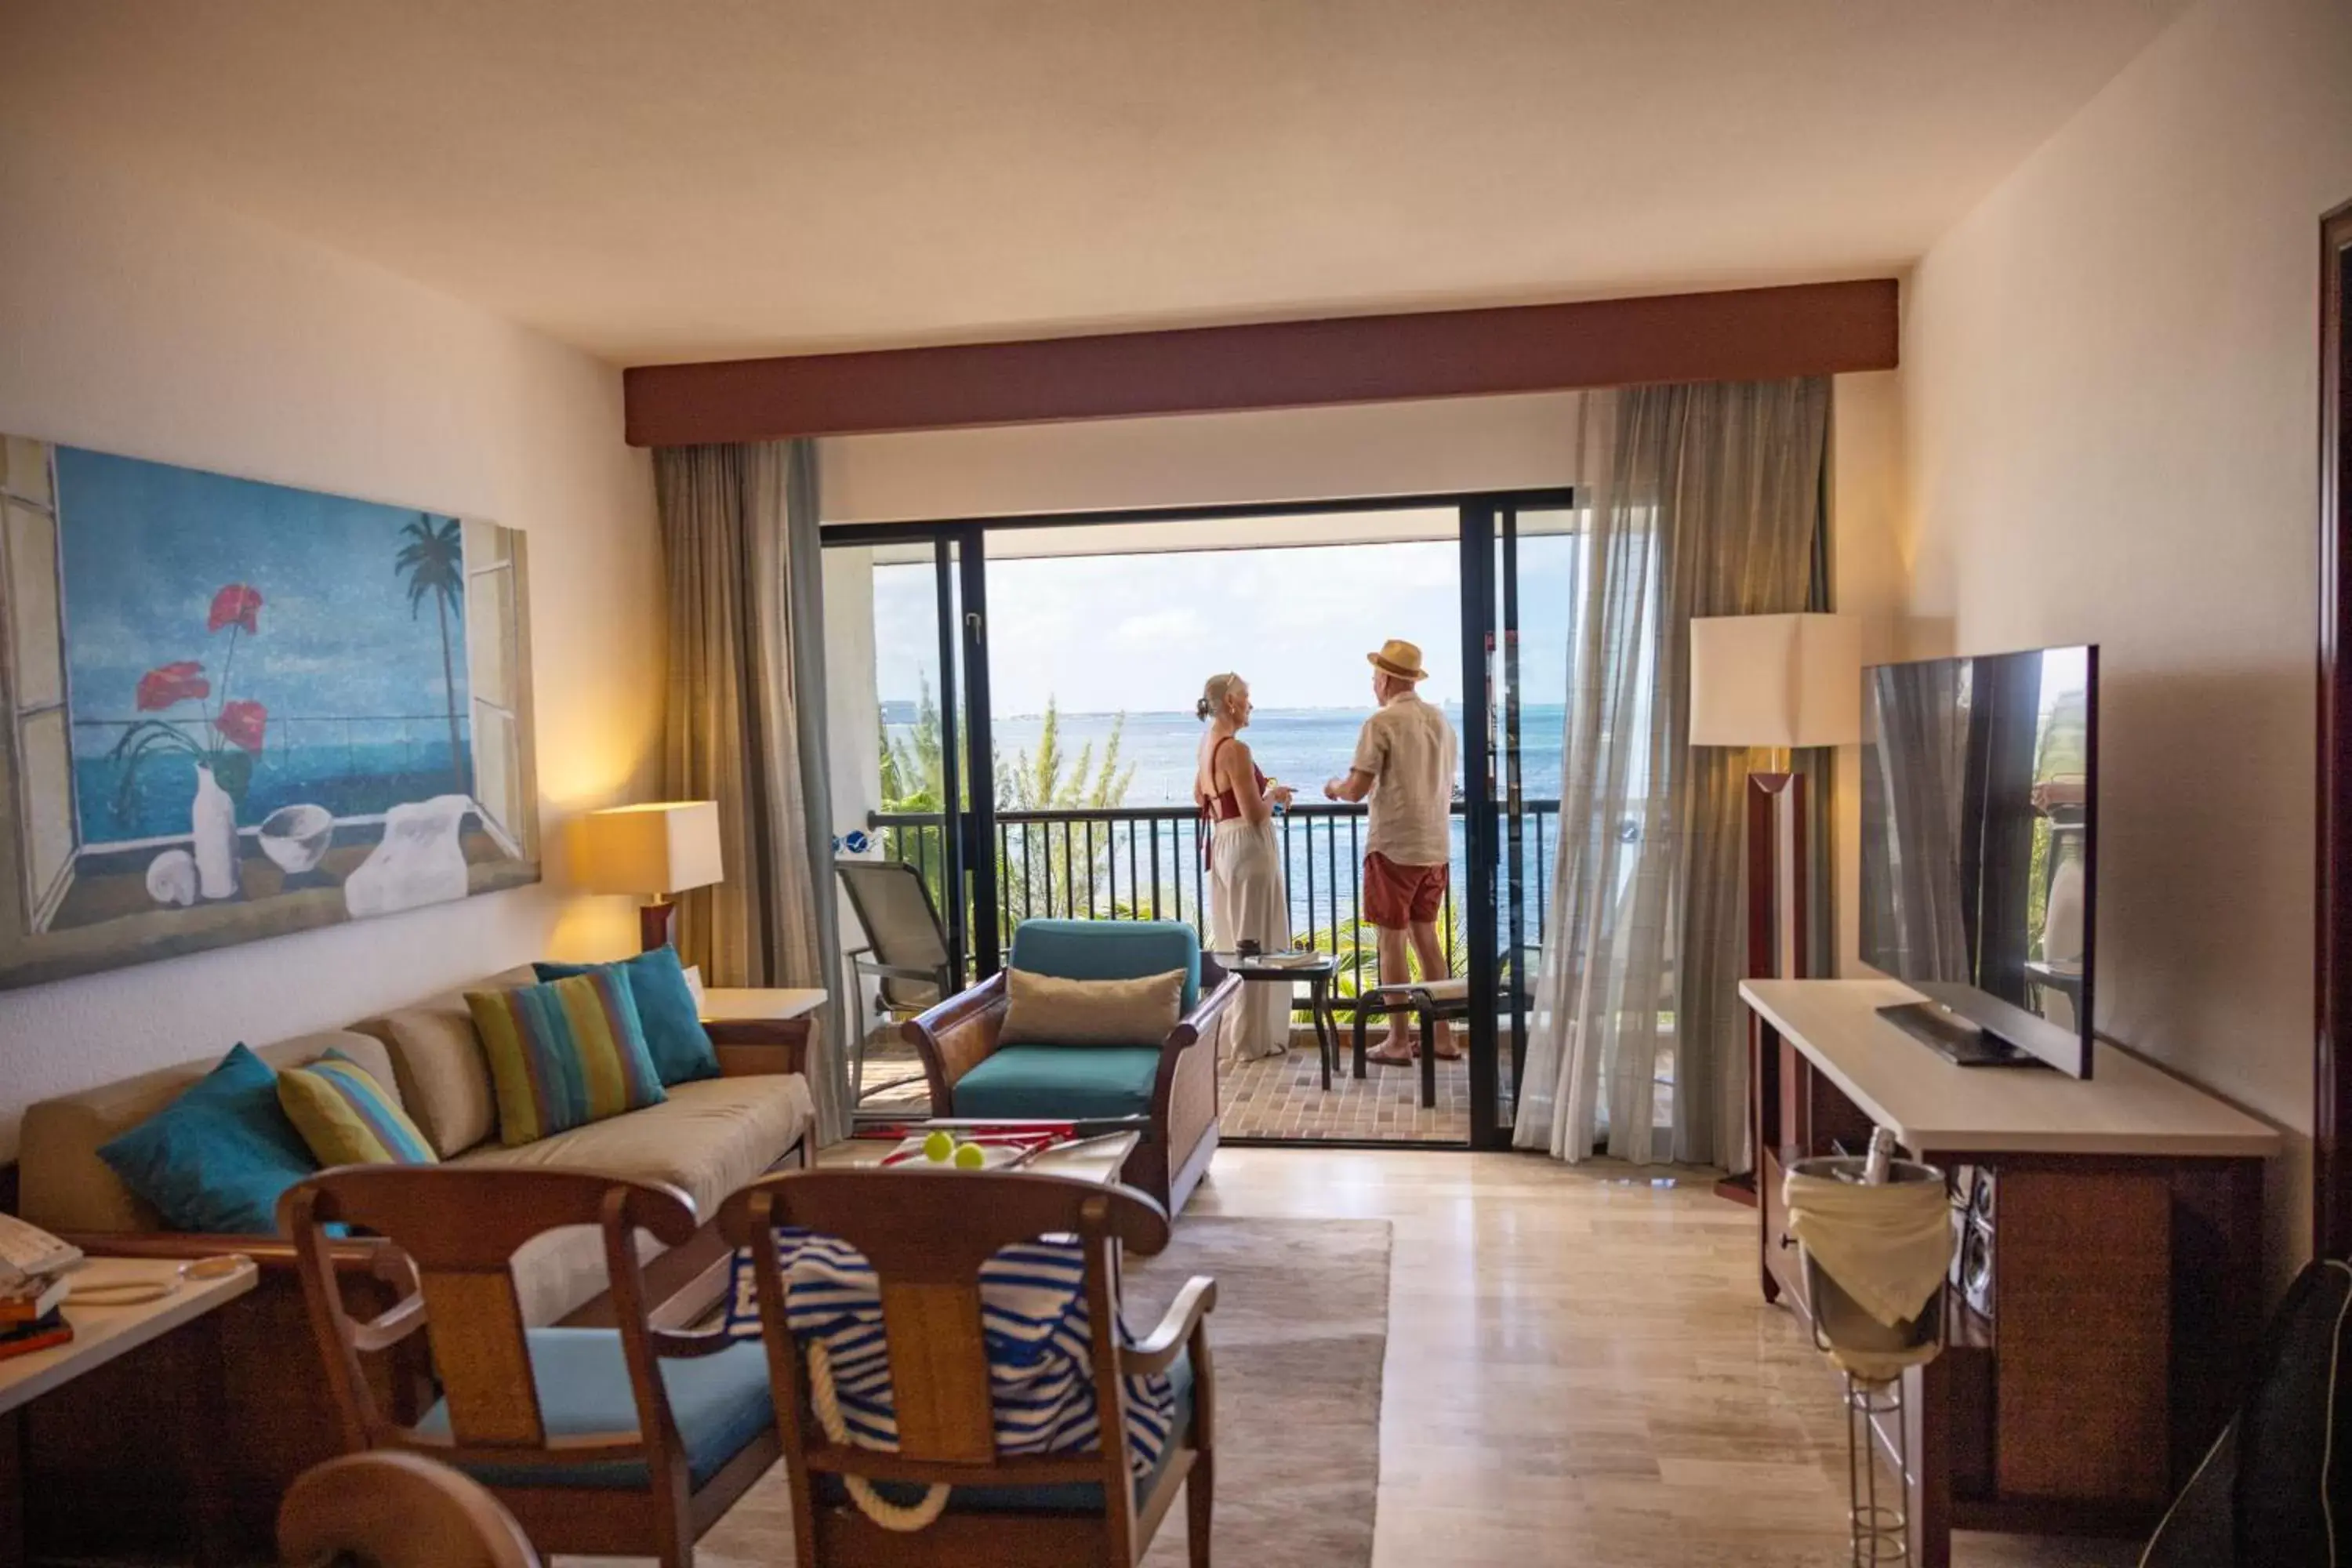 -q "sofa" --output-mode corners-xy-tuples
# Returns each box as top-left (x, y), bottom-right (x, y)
(12, 960), (815, 1557)
(903, 920), (1236, 1214)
